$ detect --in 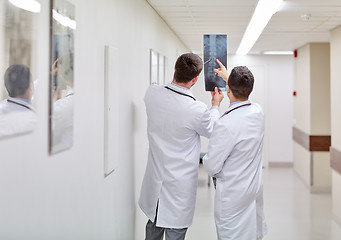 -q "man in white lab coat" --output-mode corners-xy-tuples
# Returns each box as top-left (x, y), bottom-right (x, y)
(51, 53), (74, 152)
(139, 53), (224, 240)
(0, 64), (36, 139)
(203, 60), (267, 240)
